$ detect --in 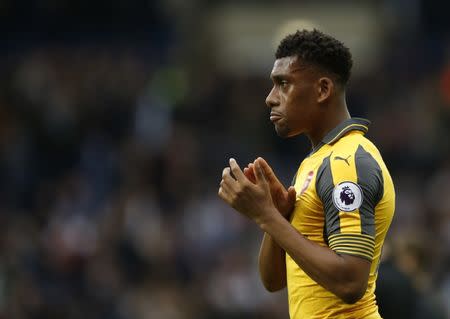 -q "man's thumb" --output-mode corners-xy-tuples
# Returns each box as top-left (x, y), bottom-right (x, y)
(287, 186), (297, 203)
